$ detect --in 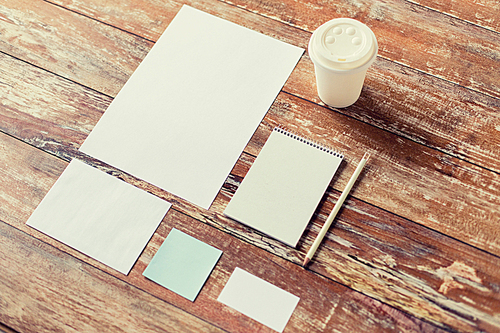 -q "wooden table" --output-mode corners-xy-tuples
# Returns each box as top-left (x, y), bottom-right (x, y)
(1, 0), (499, 332)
